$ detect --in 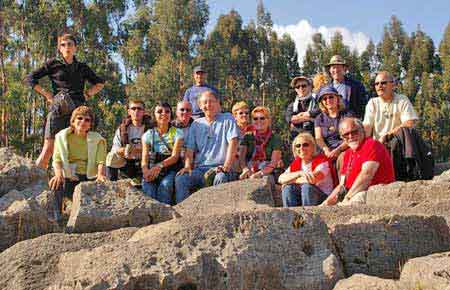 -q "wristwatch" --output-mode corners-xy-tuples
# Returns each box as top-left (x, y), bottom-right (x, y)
(157, 162), (164, 169)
